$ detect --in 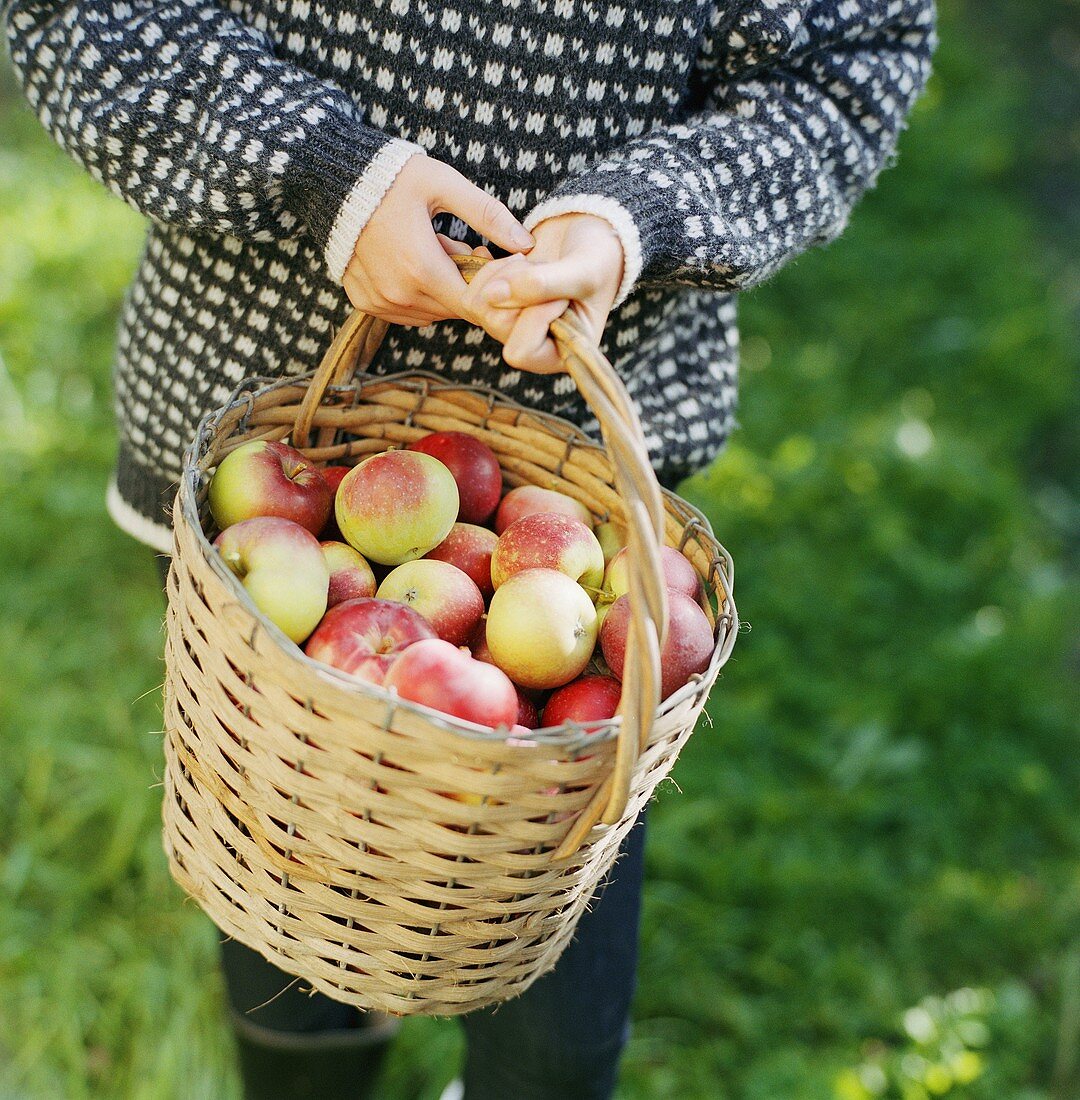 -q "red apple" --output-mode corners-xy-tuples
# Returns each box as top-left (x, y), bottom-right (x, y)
(600, 589), (714, 701)
(304, 597), (435, 685)
(486, 568), (598, 690)
(494, 485), (593, 534)
(491, 512), (605, 591)
(468, 619), (495, 665)
(209, 440), (332, 535)
(376, 559), (484, 646)
(214, 517), (328, 642)
(425, 523), (499, 599)
(542, 676), (622, 730)
(321, 465), (352, 495)
(320, 541), (377, 607)
(407, 431), (502, 525)
(383, 638), (518, 729)
(604, 545), (703, 604)
(319, 465), (352, 540)
(516, 689), (540, 730)
(336, 450), (458, 565)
